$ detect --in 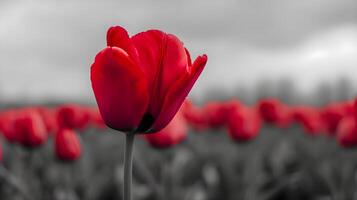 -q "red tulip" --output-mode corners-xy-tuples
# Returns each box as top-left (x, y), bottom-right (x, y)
(320, 102), (348, 135)
(91, 25), (207, 133)
(276, 106), (293, 128)
(204, 100), (241, 129)
(257, 98), (280, 122)
(336, 116), (357, 147)
(353, 98), (357, 121)
(144, 110), (188, 148)
(292, 106), (324, 135)
(182, 100), (208, 131)
(0, 110), (18, 143)
(342, 100), (355, 116)
(227, 105), (261, 141)
(203, 102), (225, 128)
(55, 129), (81, 161)
(36, 107), (59, 134)
(13, 109), (47, 147)
(257, 98), (293, 128)
(57, 104), (89, 130)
